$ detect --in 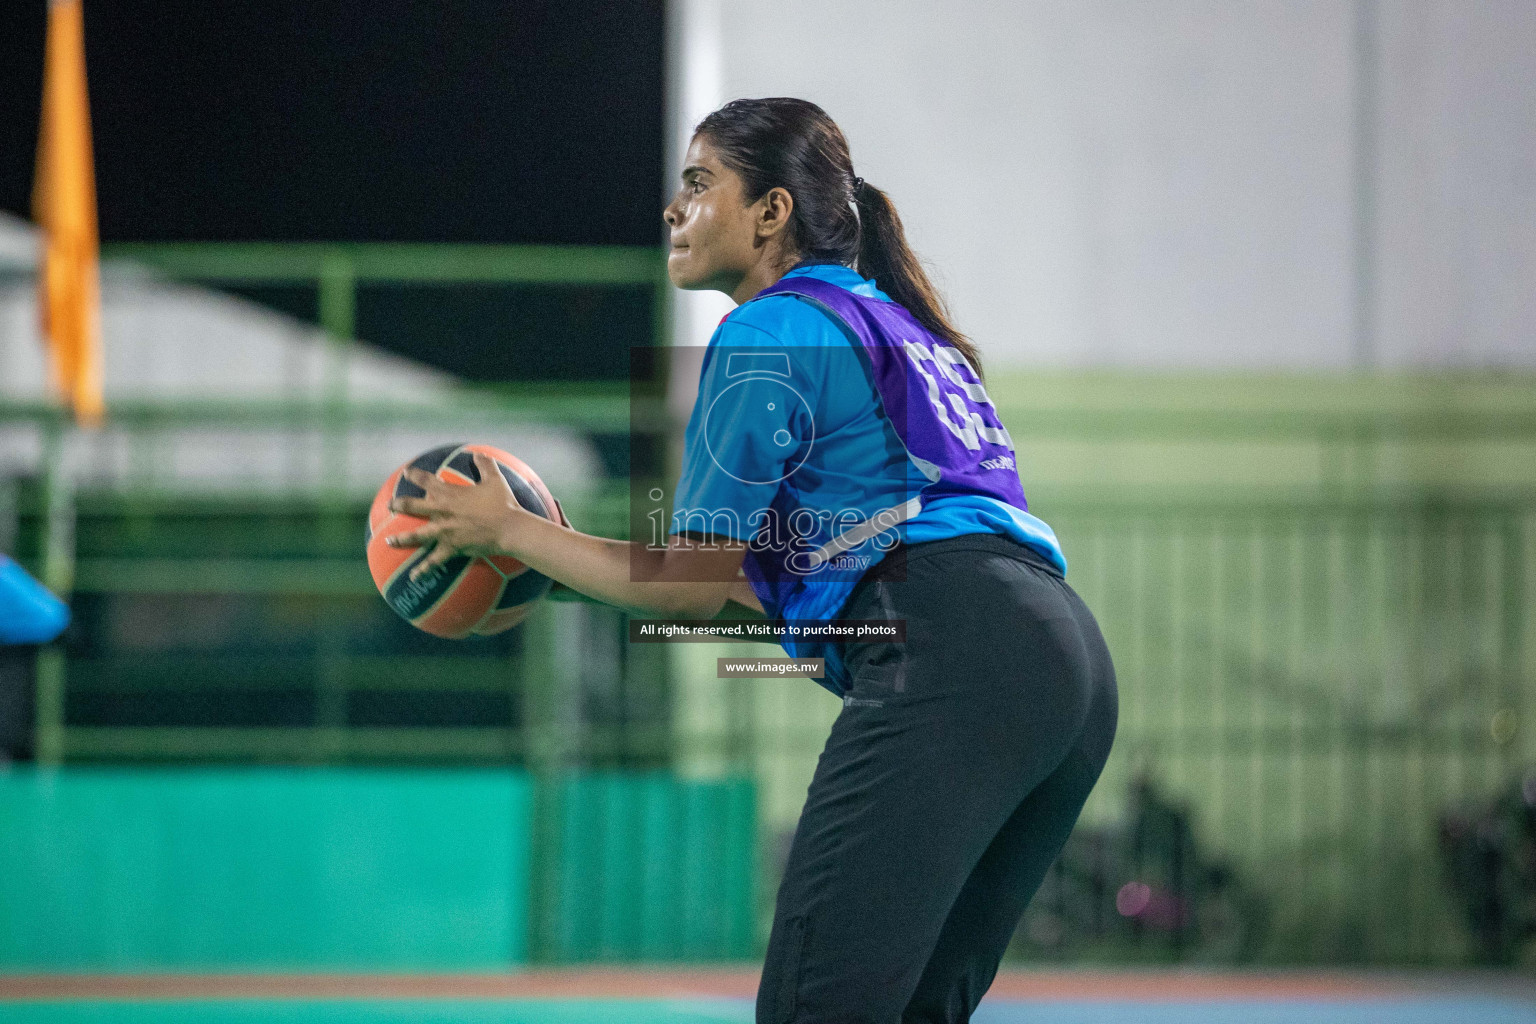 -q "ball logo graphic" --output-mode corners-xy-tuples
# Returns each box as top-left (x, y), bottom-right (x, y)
(703, 351), (816, 486)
